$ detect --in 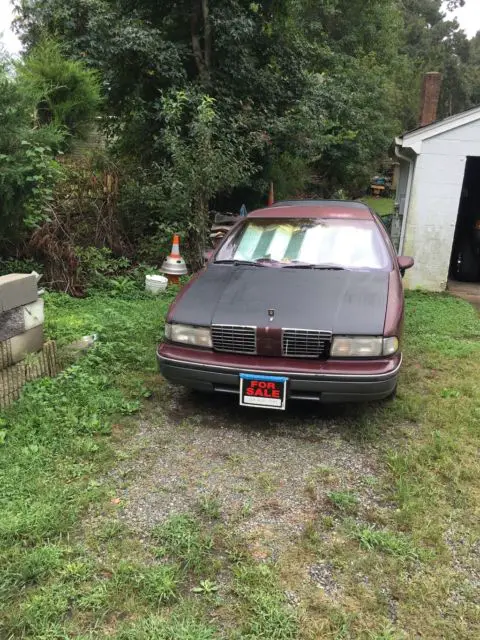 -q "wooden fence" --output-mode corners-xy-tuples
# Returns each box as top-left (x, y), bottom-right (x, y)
(0, 341), (60, 409)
